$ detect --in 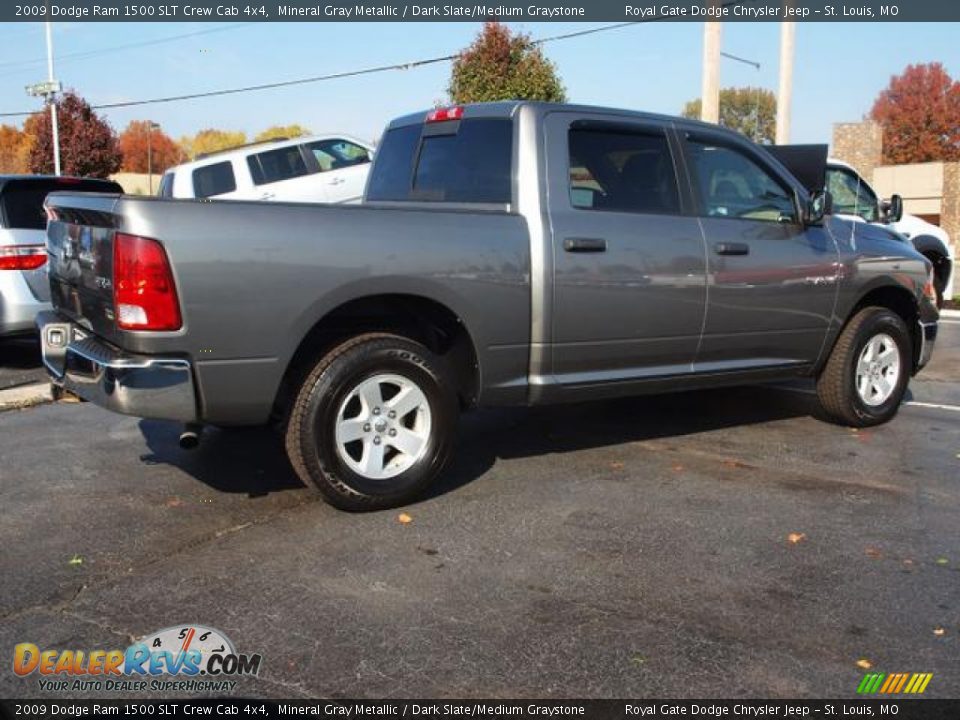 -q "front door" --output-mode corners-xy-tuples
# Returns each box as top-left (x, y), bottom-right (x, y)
(679, 131), (839, 371)
(545, 113), (708, 386)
